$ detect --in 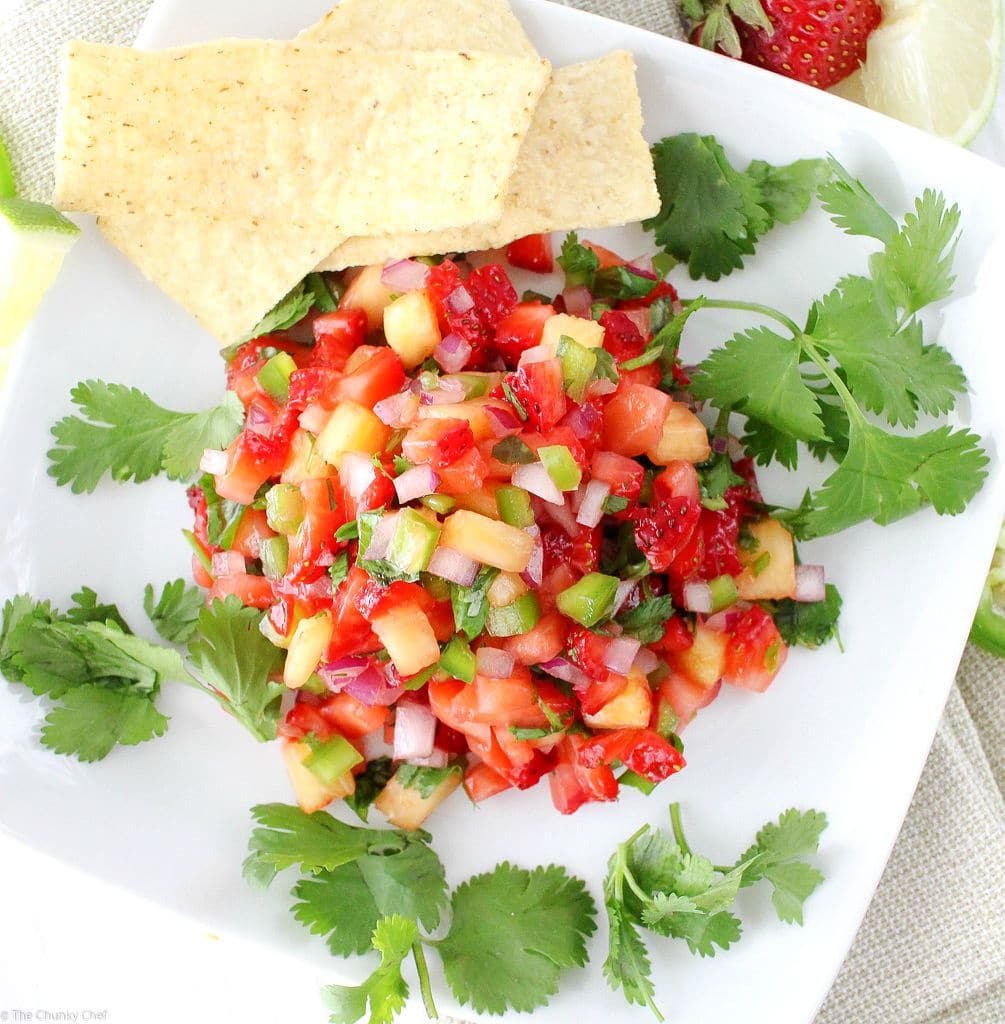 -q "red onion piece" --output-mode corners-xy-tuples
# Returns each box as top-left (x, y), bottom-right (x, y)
(211, 550), (246, 578)
(711, 436), (729, 455)
(364, 512), (399, 562)
(633, 647), (660, 675)
(576, 479), (611, 528)
(246, 404), (274, 437)
(589, 376), (618, 397)
(279, 689), (297, 717)
(393, 701), (437, 760)
(627, 256), (656, 278)
(538, 656), (590, 689)
(380, 258), (429, 291)
(319, 656), (370, 682)
(794, 564), (826, 603)
(405, 748), (449, 769)
(374, 390), (420, 428)
(341, 665), (405, 706)
(513, 462), (563, 505)
(485, 404), (522, 437)
(476, 646), (516, 679)
(427, 546), (479, 587)
(559, 399), (603, 442)
(612, 579), (637, 616)
(341, 452), (378, 502)
(521, 525), (544, 587)
(445, 286), (474, 314)
(622, 307), (651, 338)
(434, 333), (472, 374)
(727, 436), (747, 462)
(425, 375), (467, 405)
(199, 448), (228, 475)
(705, 609), (743, 632)
(541, 496), (578, 536)
(518, 344), (553, 367)
(299, 403), (329, 434)
(394, 464), (440, 504)
(683, 581), (713, 614)
(562, 285), (593, 318)
(603, 636), (642, 675)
